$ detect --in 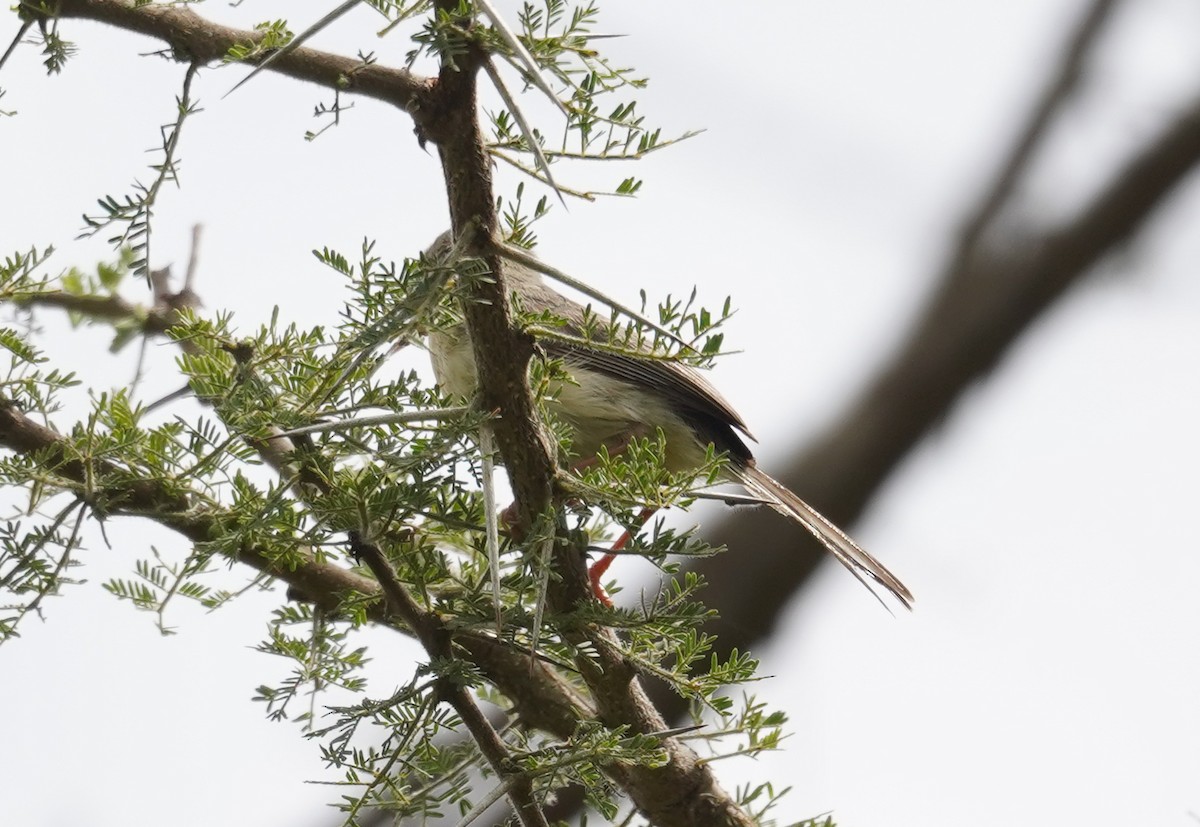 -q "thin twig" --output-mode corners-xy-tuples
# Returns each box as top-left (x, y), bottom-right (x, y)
(483, 58), (564, 204)
(183, 224), (202, 291)
(119, 61), (200, 281)
(527, 531), (553, 661)
(478, 422), (503, 632)
(11, 497), (84, 626)
(490, 129), (702, 161)
(224, 0), (364, 97)
(0, 17), (32, 71)
(14, 291), (174, 331)
(451, 777), (515, 827)
(489, 149), (600, 200)
(273, 406), (470, 437)
(348, 530), (549, 827)
(475, 0), (566, 115)
(494, 241), (698, 355)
